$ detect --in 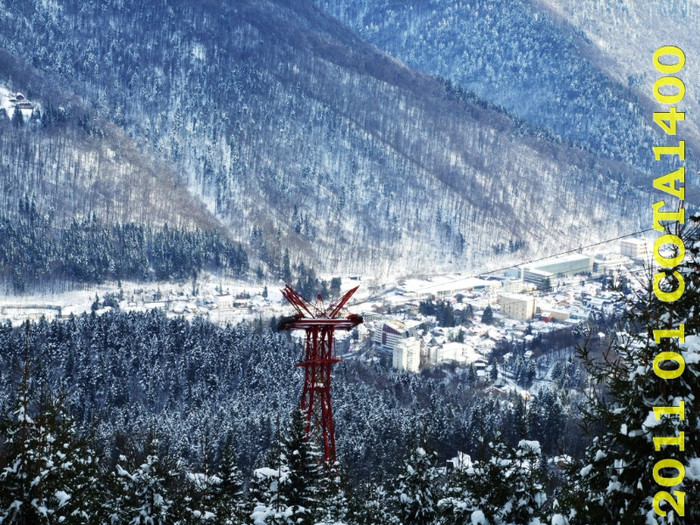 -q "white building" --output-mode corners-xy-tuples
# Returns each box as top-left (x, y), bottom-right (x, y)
(498, 293), (536, 321)
(393, 337), (421, 373)
(593, 253), (631, 273)
(620, 238), (649, 259)
(372, 319), (421, 352)
(521, 254), (592, 287)
(502, 278), (527, 293)
(430, 342), (467, 364)
(371, 320), (405, 348)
